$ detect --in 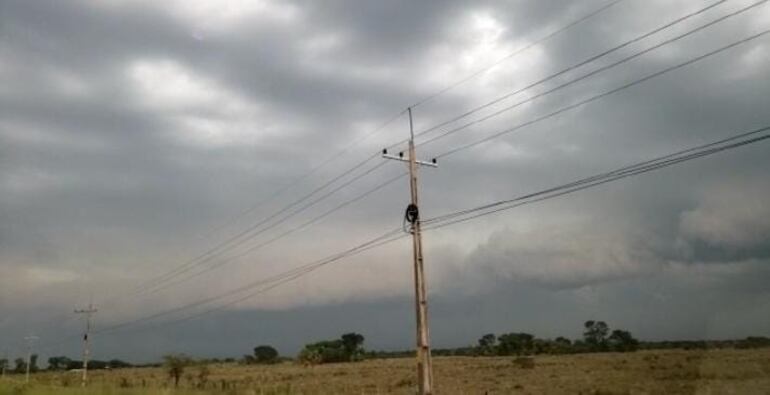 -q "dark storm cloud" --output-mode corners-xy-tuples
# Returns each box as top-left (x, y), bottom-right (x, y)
(1, 0), (769, 360)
